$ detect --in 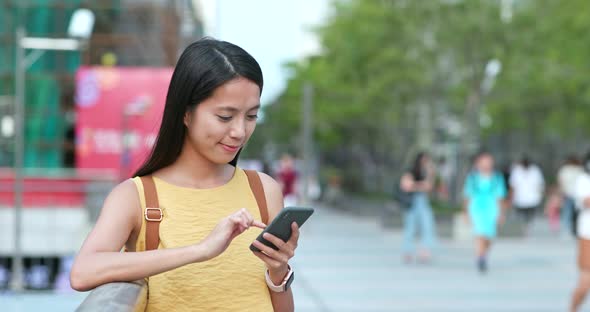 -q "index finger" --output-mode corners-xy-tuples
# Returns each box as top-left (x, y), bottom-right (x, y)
(251, 220), (266, 229)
